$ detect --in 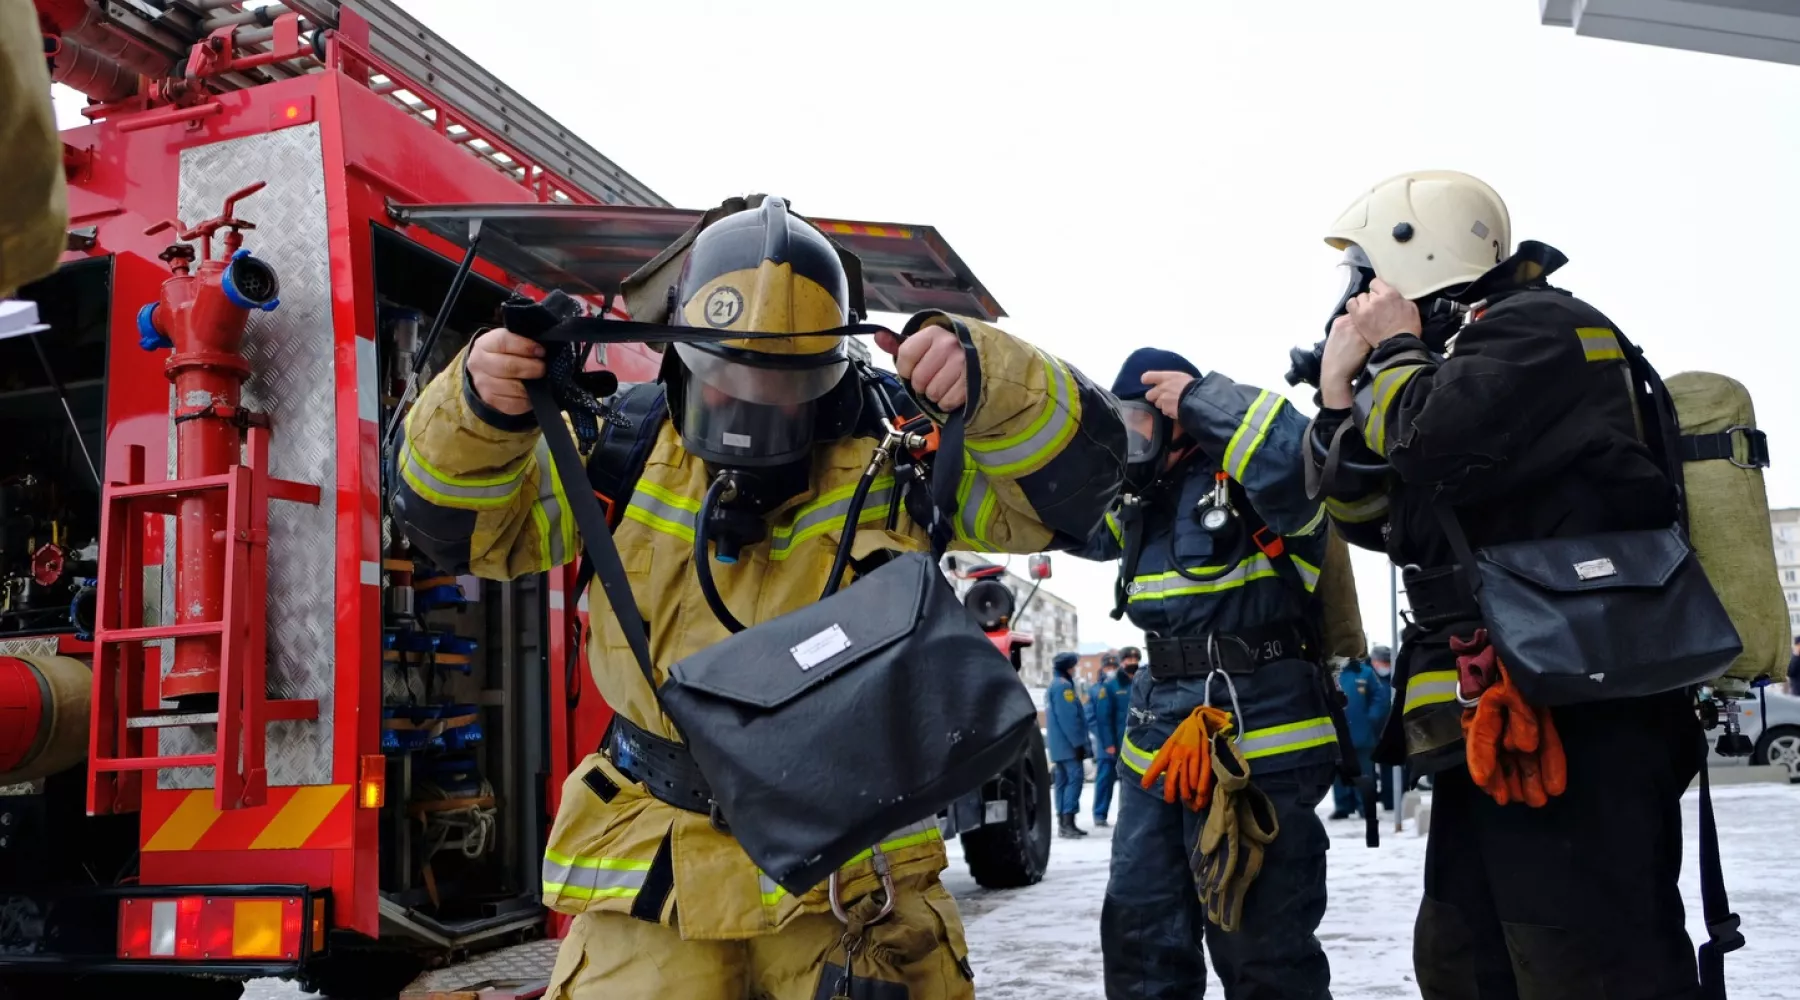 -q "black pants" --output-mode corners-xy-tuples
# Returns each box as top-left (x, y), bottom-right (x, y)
(1414, 692), (1703, 1000)
(1102, 763), (1334, 1000)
